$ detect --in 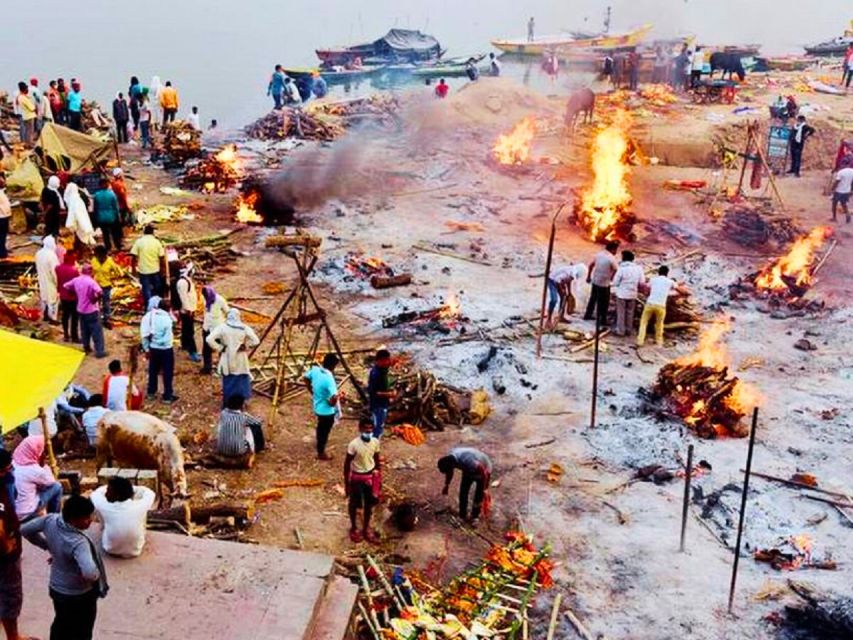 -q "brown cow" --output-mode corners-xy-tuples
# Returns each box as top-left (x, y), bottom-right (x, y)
(96, 411), (188, 506)
(565, 88), (595, 132)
